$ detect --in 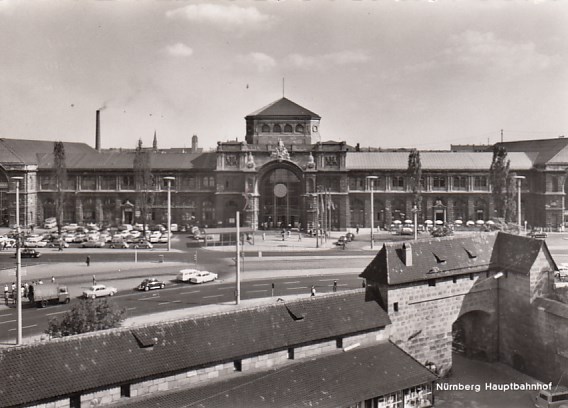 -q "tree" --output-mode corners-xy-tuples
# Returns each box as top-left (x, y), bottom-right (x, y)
(133, 139), (154, 233)
(489, 146), (516, 222)
(407, 149), (422, 219)
(53, 141), (67, 235)
(46, 298), (125, 338)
